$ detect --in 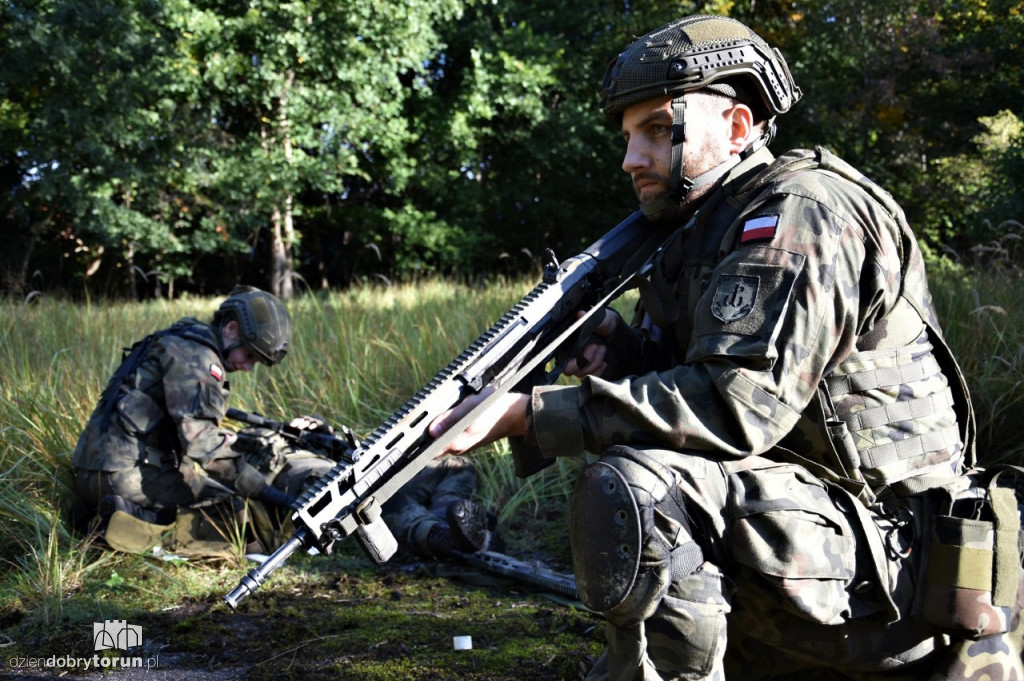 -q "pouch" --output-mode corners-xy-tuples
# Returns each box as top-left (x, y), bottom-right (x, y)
(922, 467), (1022, 638)
(116, 388), (165, 437)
